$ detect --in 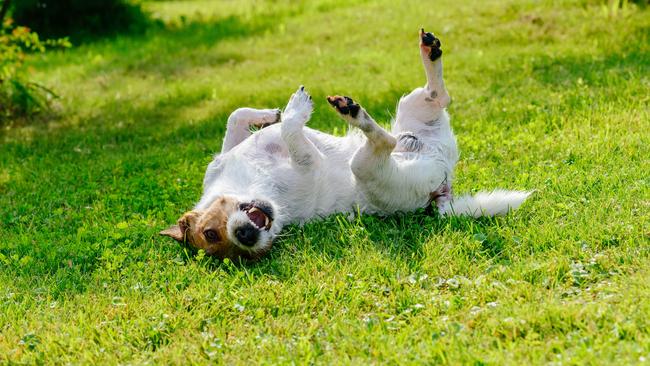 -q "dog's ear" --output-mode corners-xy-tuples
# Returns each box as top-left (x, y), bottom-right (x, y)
(160, 212), (197, 242)
(160, 225), (185, 242)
